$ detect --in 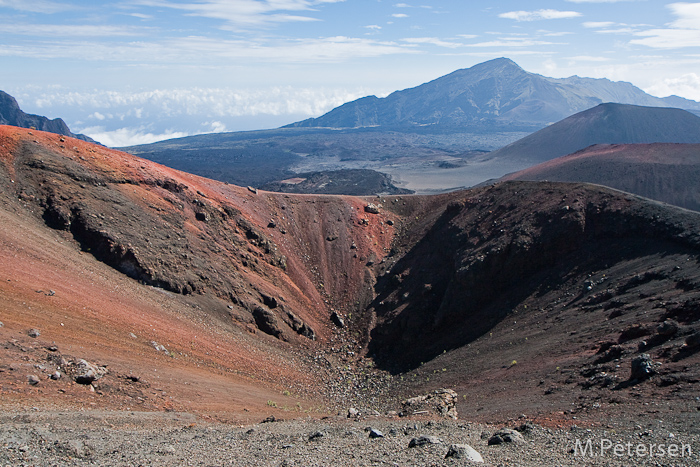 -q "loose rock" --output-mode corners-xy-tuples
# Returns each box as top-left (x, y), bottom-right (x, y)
(330, 311), (345, 328)
(73, 359), (108, 385)
(488, 428), (525, 445)
(364, 203), (380, 214)
(308, 431), (325, 441)
(657, 320), (679, 337)
(28, 328), (41, 338)
(685, 331), (700, 348)
(401, 388), (458, 419)
(630, 353), (656, 380)
(408, 436), (441, 448)
(445, 444), (484, 462)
